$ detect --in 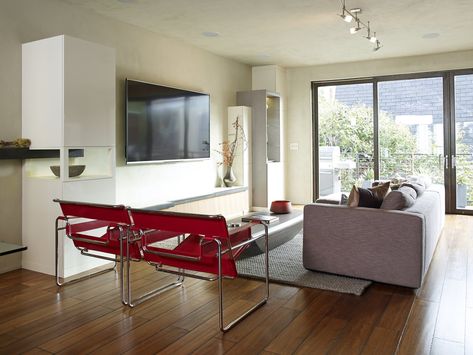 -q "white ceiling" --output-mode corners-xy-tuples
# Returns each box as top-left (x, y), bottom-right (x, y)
(62, 0), (473, 67)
